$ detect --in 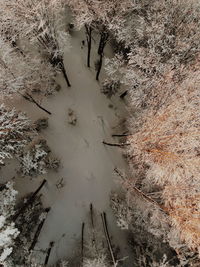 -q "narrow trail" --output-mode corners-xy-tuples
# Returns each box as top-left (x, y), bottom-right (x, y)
(4, 29), (132, 265)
